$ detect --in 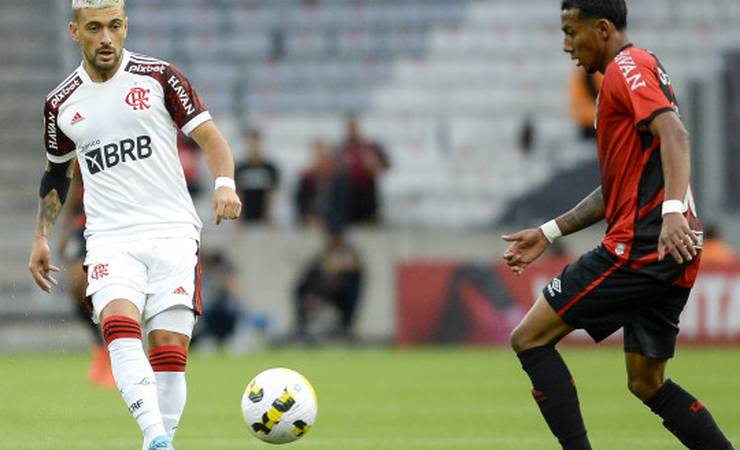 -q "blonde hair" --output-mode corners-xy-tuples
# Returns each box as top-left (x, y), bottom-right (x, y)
(72, 0), (124, 8)
(72, 0), (125, 20)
